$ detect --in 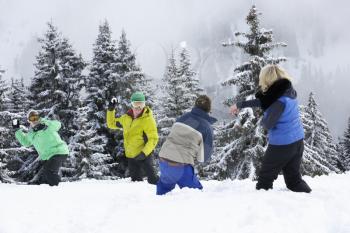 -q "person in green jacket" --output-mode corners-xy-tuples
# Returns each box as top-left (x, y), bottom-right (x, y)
(13, 110), (69, 186)
(106, 92), (159, 184)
